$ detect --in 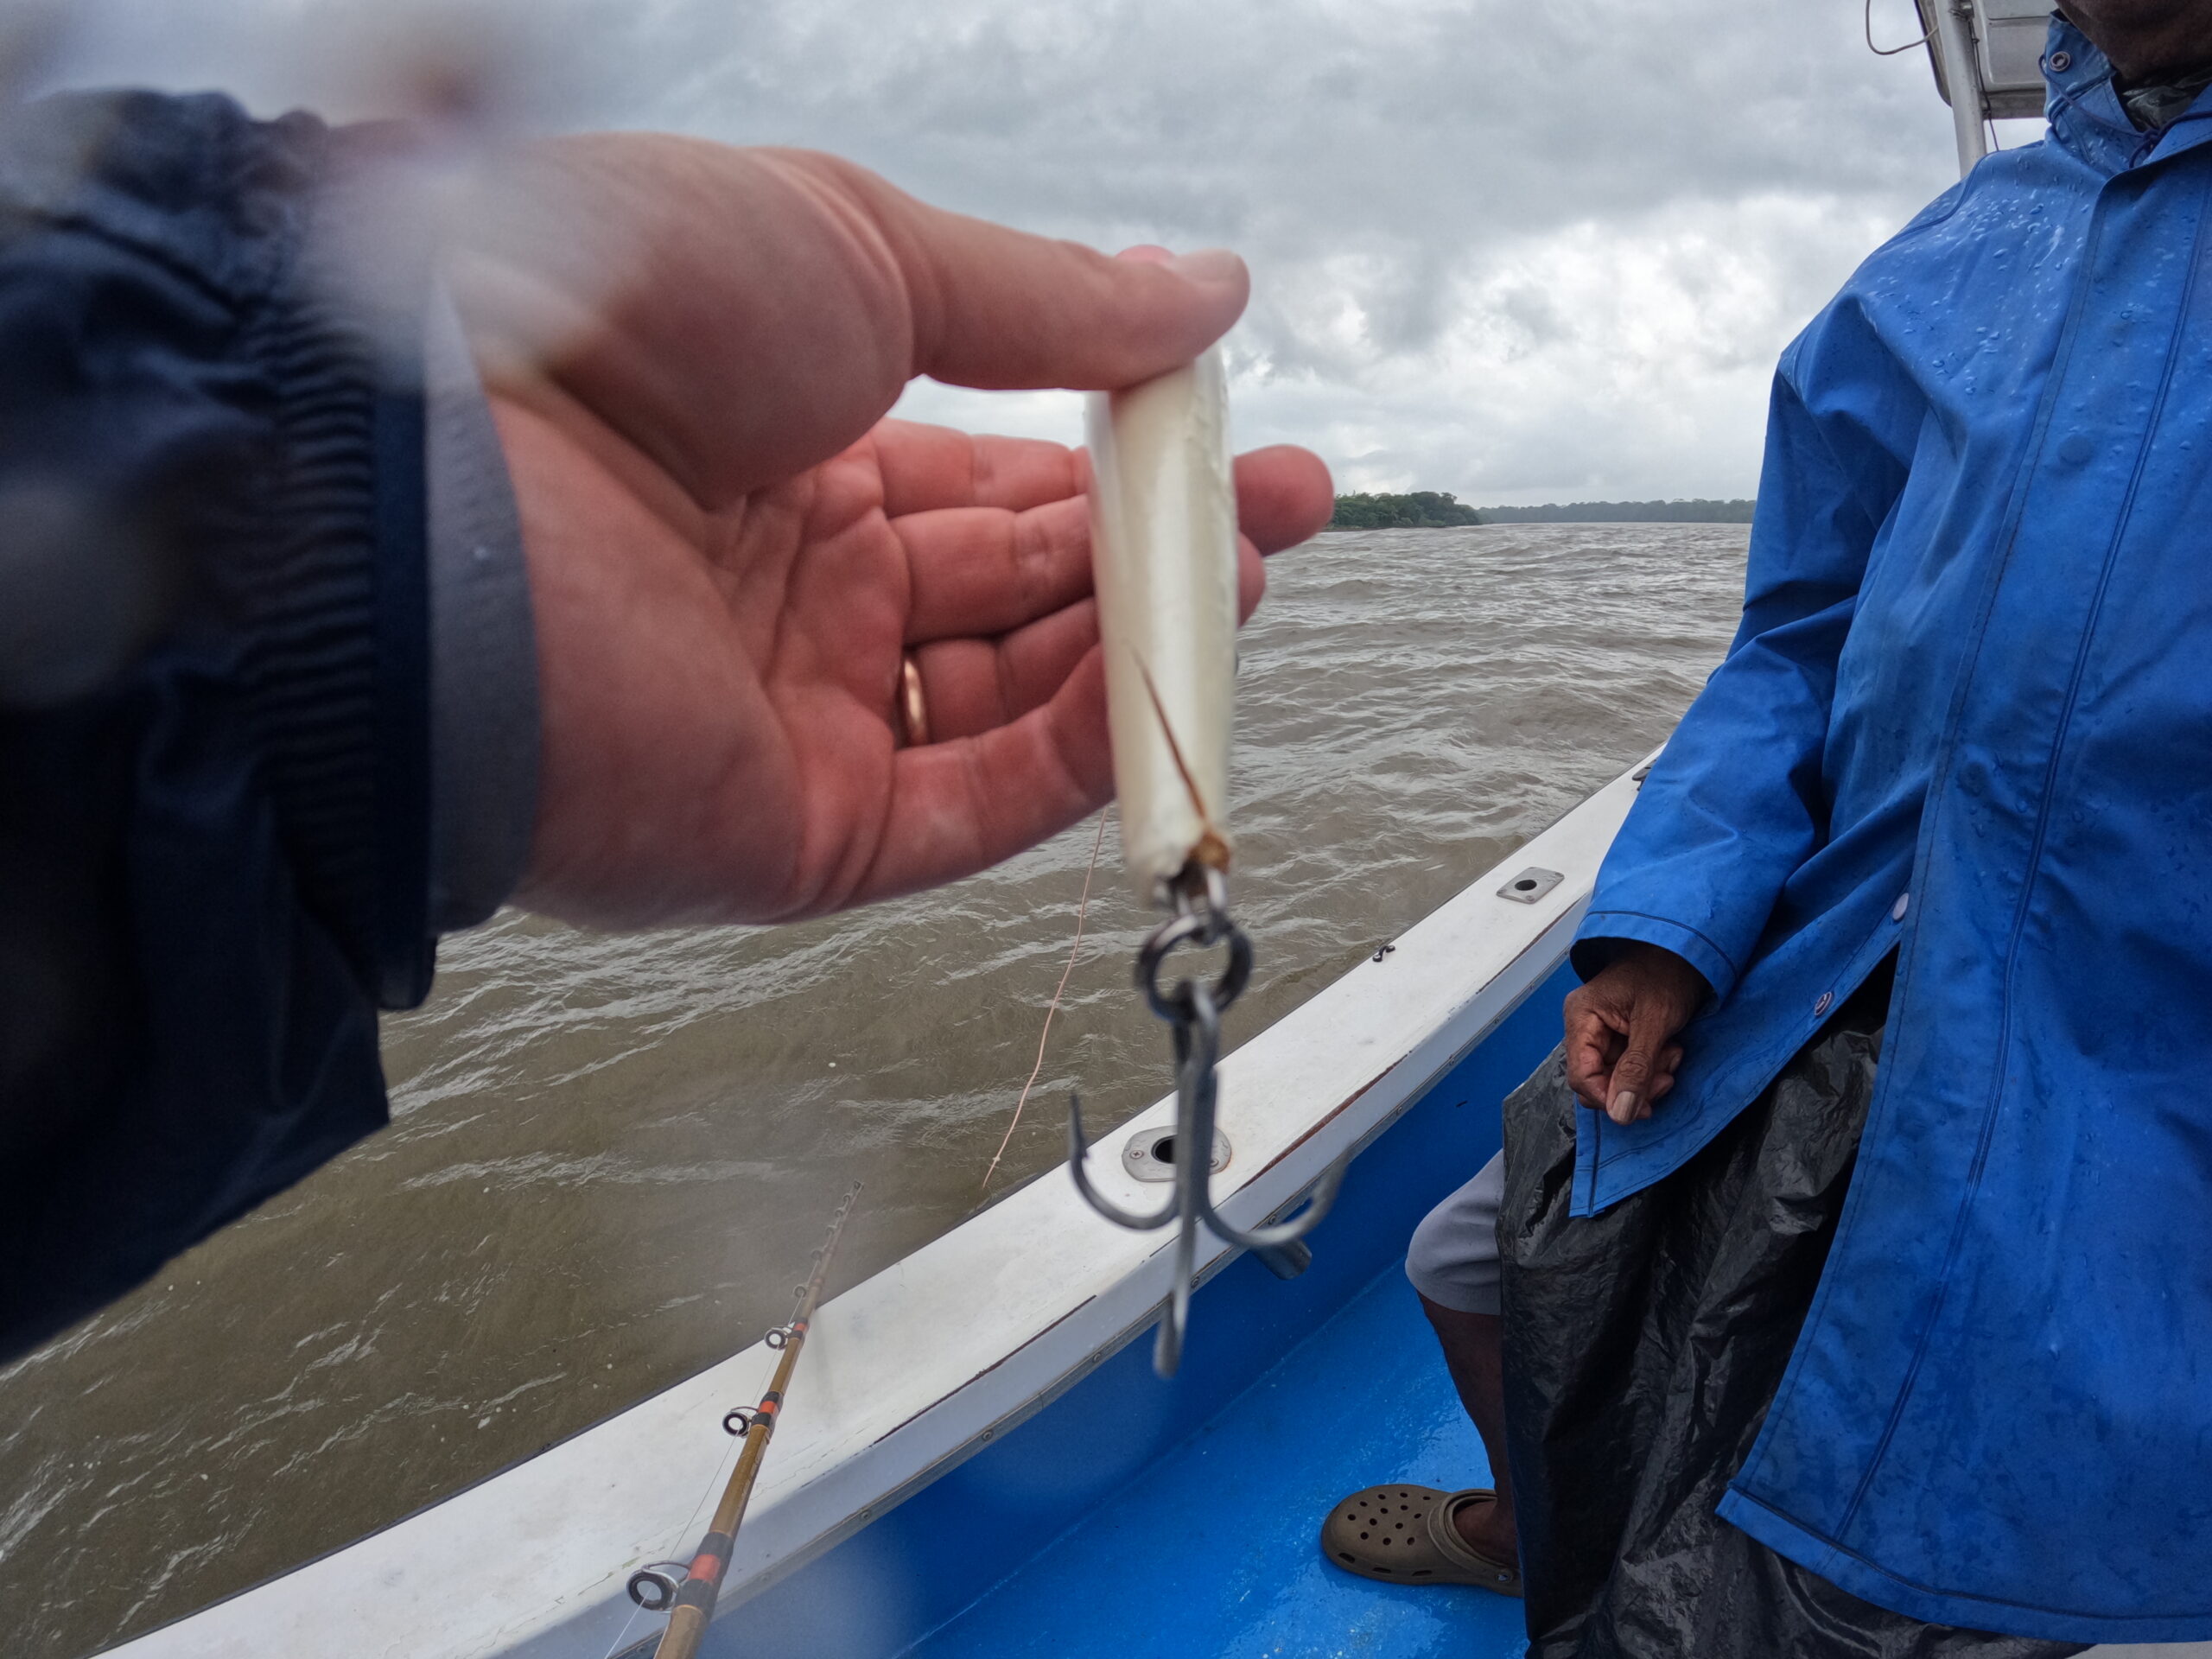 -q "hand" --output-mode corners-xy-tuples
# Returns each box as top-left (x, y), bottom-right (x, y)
(449, 137), (1332, 928)
(1562, 944), (1711, 1125)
